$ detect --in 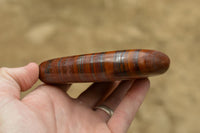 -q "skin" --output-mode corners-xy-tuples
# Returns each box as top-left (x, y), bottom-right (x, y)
(0, 63), (150, 133)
